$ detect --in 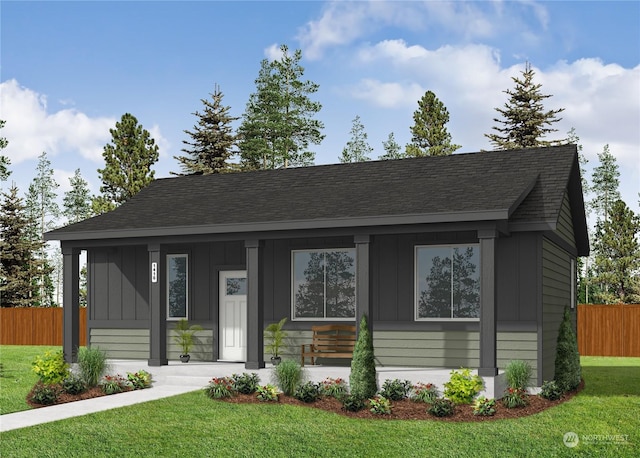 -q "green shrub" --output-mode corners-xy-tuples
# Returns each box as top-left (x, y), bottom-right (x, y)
(293, 381), (321, 403)
(342, 395), (366, 412)
(273, 360), (303, 396)
(504, 360), (533, 391)
(349, 314), (377, 400)
(29, 383), (60, 405)
(204, 377), (235, 399)
(554, 307), (581, 392)
(540, 380), (563, 401)
(427, 398), (455, 417)
(380, 379), (412, 401)
(473, 396), (496, 416)
(232, 372), (260, 394)
(502, 388), (528, 408)
(411, 382), (439, 403)
(62, 374), (86, 395)
(32, 350), (69, 385)
(319, 377), (348, 400)
(99, 374), (130, 395)
(369, 396), (391, 415)
(443, 368), (484, 404)
(127, 370), (153, 390)
(256, 384), (278, 402)
(78, 347), (108, 387)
